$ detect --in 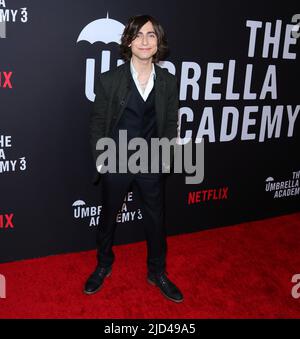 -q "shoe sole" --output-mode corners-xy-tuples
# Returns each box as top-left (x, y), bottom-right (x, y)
(83, 270), (112, 295)
(147, 278), (184, 303)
